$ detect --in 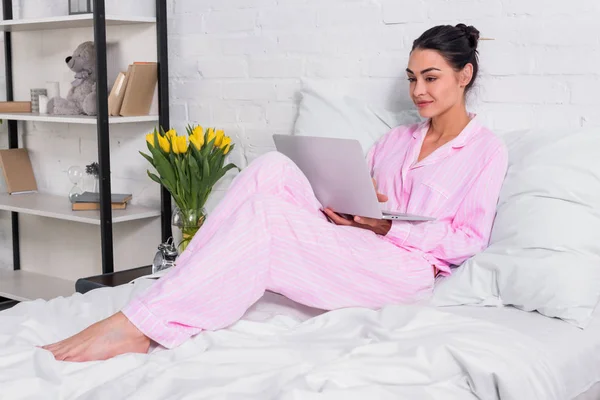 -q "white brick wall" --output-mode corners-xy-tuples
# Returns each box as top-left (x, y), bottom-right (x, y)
(1, 0), (600, 270)
(168, 0), (600, 164)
